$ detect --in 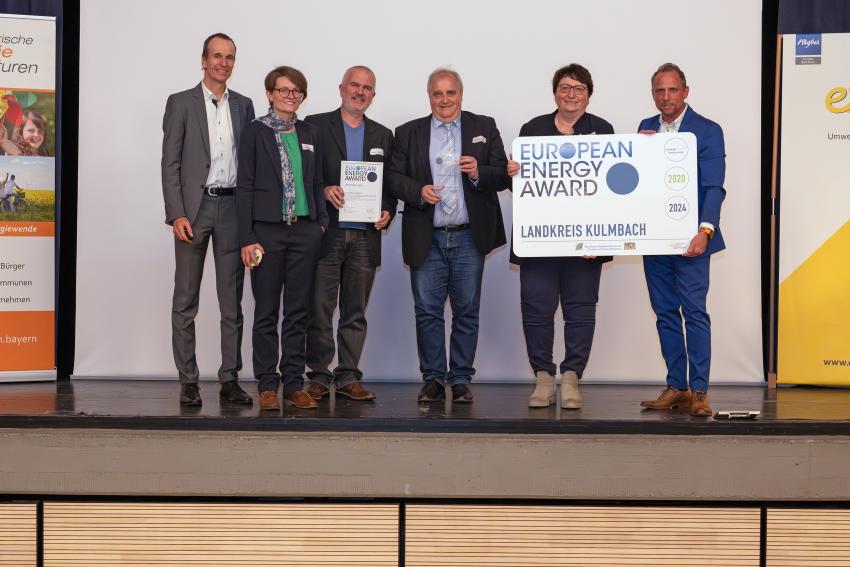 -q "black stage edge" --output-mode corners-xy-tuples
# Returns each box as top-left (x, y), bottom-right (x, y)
(1, 380), (849, 435)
